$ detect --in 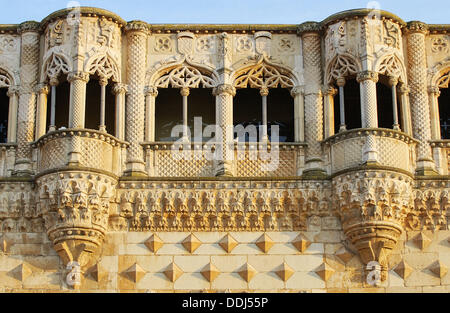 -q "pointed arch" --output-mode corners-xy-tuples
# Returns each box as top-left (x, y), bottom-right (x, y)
(0, 69), (12, 88)
(430, 60), (450, 88)
(375, 53), (407, 83)
(326, 53), (361, 84)
(41, 52), (71, 83)
(155, 65), (216, 89)
(85, 52), (120, 82)
(232, 56), (296, 89)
